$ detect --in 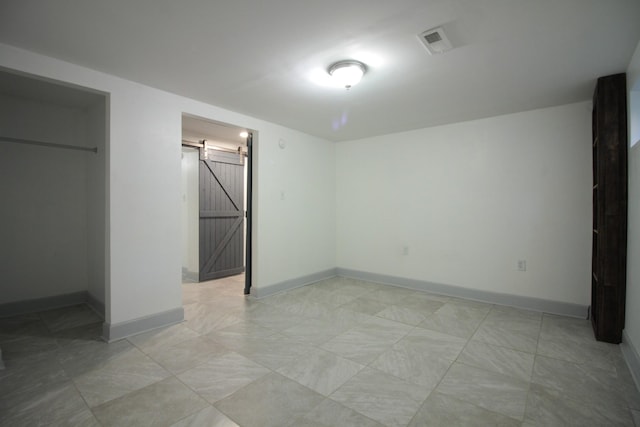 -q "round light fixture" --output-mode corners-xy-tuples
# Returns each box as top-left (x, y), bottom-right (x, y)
(328, 60), (366, 89)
